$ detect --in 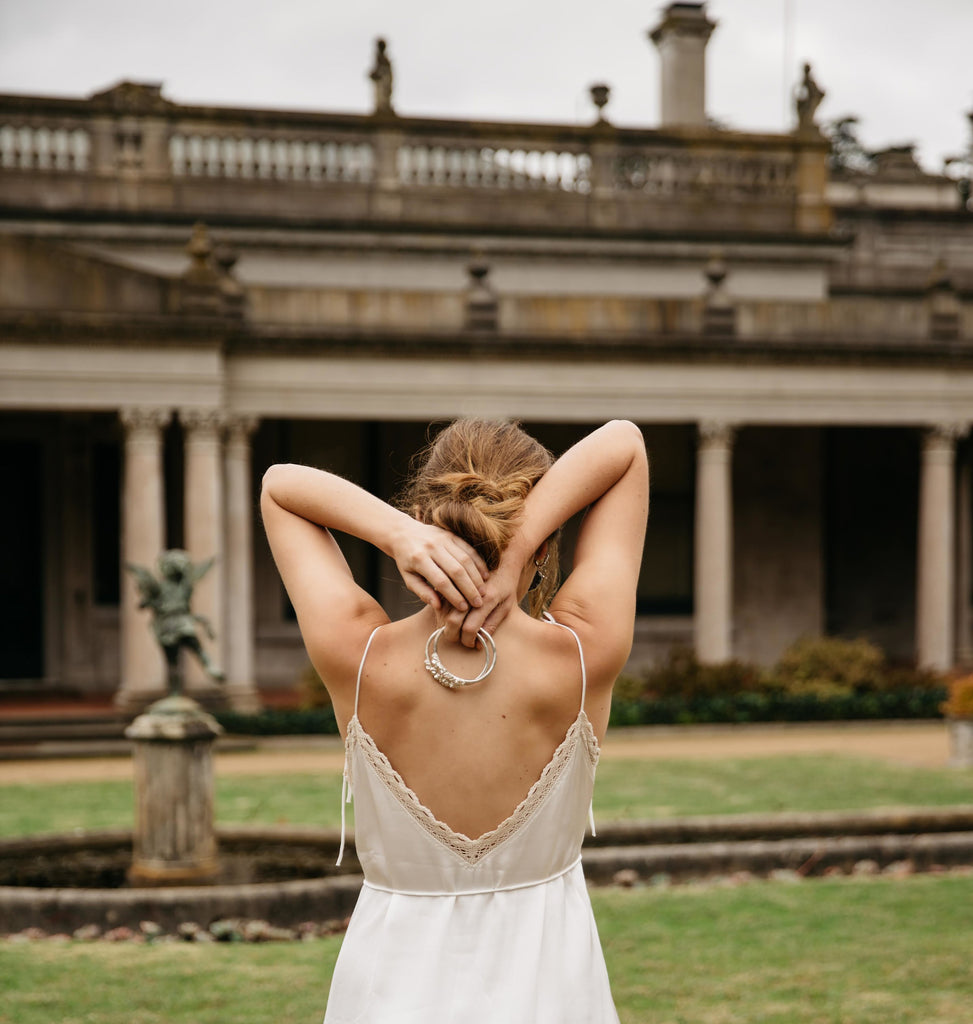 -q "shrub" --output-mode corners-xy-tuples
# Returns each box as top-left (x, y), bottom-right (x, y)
(882, 663), (948, 692)
(215, 707), (339, 735)
(640, 646), (765, 700)
(941, 675), (973, 718)
(772, 635), (885, 697)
